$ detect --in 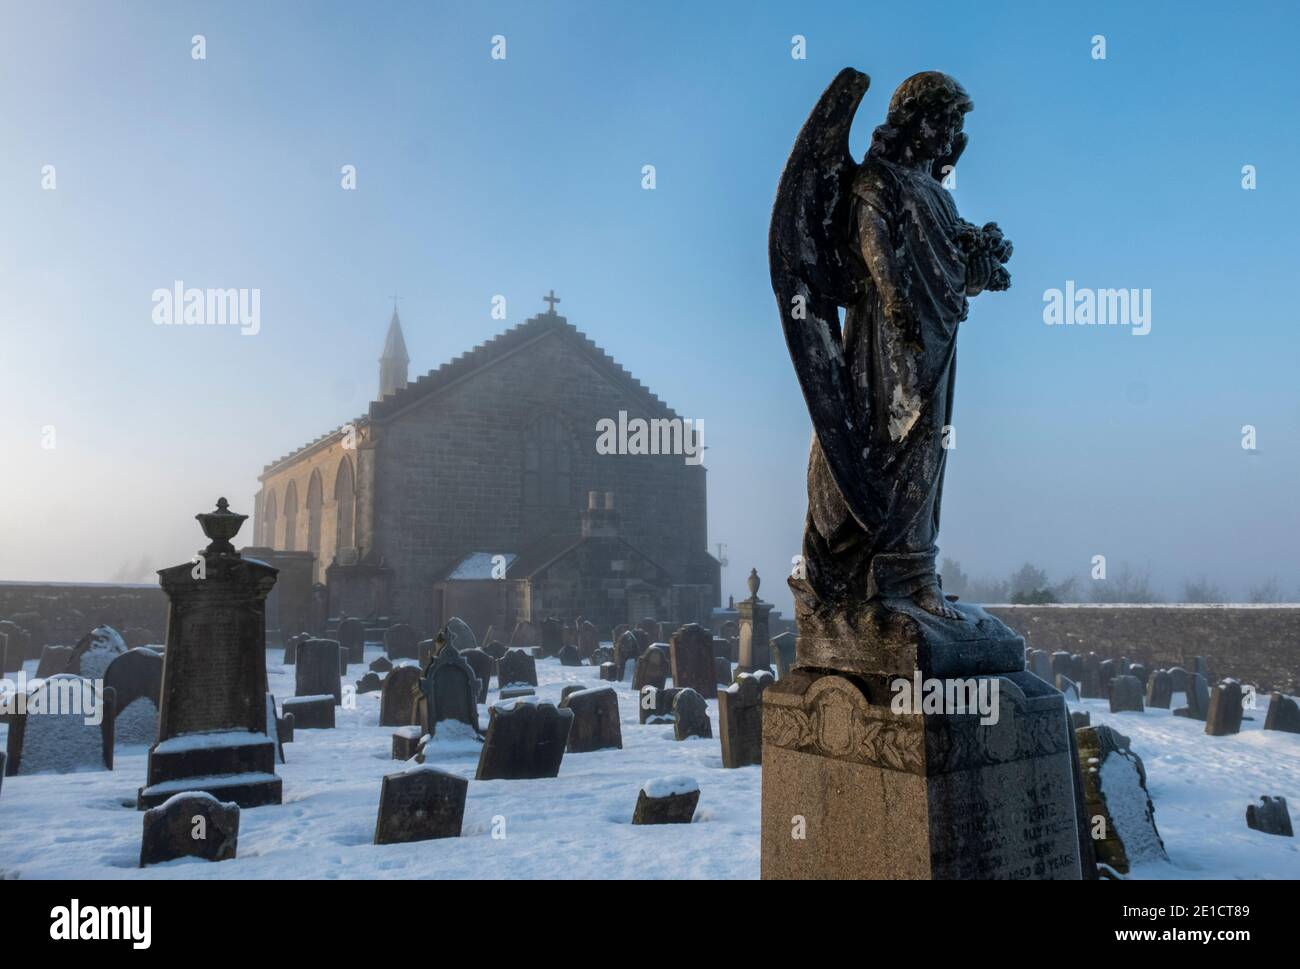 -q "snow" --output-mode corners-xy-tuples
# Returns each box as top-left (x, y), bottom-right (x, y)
(113, 697), (159, 747)
(153, 790), (235, 813)
(152, 730), (272, 754)
(642, 776), (699, 798)
(446, 552), (517, 580)
(0, 652), (1296, 879)
(1098, 751), (1166, 865)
